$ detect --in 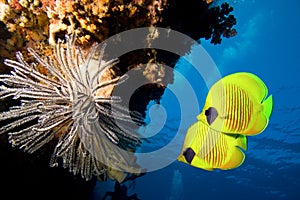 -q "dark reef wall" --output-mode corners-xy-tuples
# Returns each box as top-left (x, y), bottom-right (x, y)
(0, 0), (237, 199)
